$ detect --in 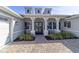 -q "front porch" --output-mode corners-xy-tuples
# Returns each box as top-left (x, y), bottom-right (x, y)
(23, 15), (65, 36)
